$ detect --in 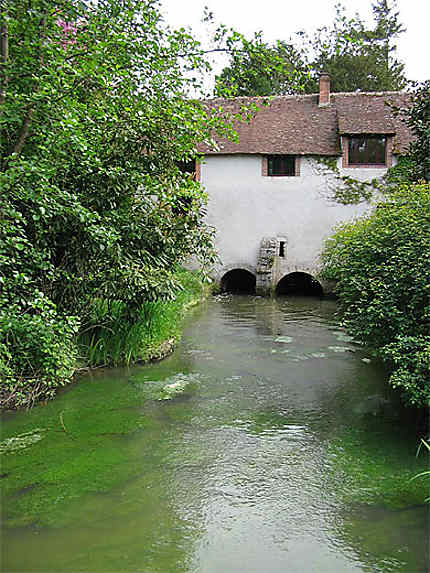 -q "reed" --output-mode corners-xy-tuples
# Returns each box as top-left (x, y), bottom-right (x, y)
(412, 439), (430, 502)
(78, 269), (205, 367)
